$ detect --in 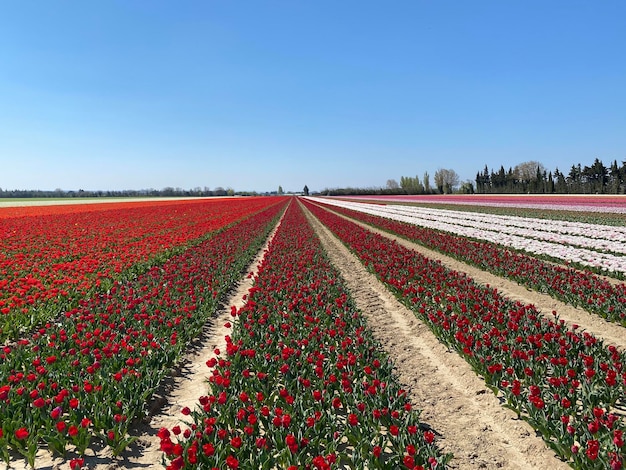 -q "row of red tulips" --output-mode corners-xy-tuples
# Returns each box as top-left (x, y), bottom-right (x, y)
(0, 200), (287, 468)
(303, 199), (626, 470)
(159, 200), (451, 469)
(312, 200), (626, 327)
(0, 197), (281, 342)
